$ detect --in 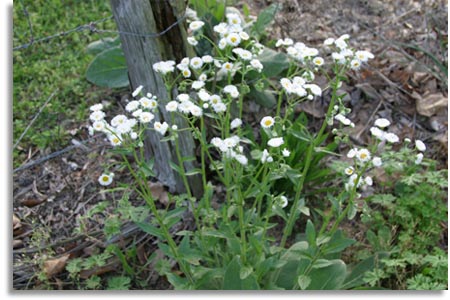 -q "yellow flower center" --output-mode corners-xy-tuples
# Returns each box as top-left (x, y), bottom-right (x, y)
(264, 120), (272, 127)
(231, 37), (237, 43)
(102, 176), (109, 182)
